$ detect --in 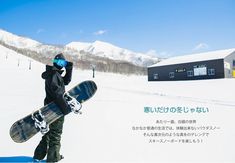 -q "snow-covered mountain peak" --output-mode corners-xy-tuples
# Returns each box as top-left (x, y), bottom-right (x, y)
(66, 40), (159, 66)
(92, 40), (118, 49)
(0, 29), (41, 49)
(67, 40), (123, 53)
(91, 40), (130, 55)
(66, 41), (91, 51)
